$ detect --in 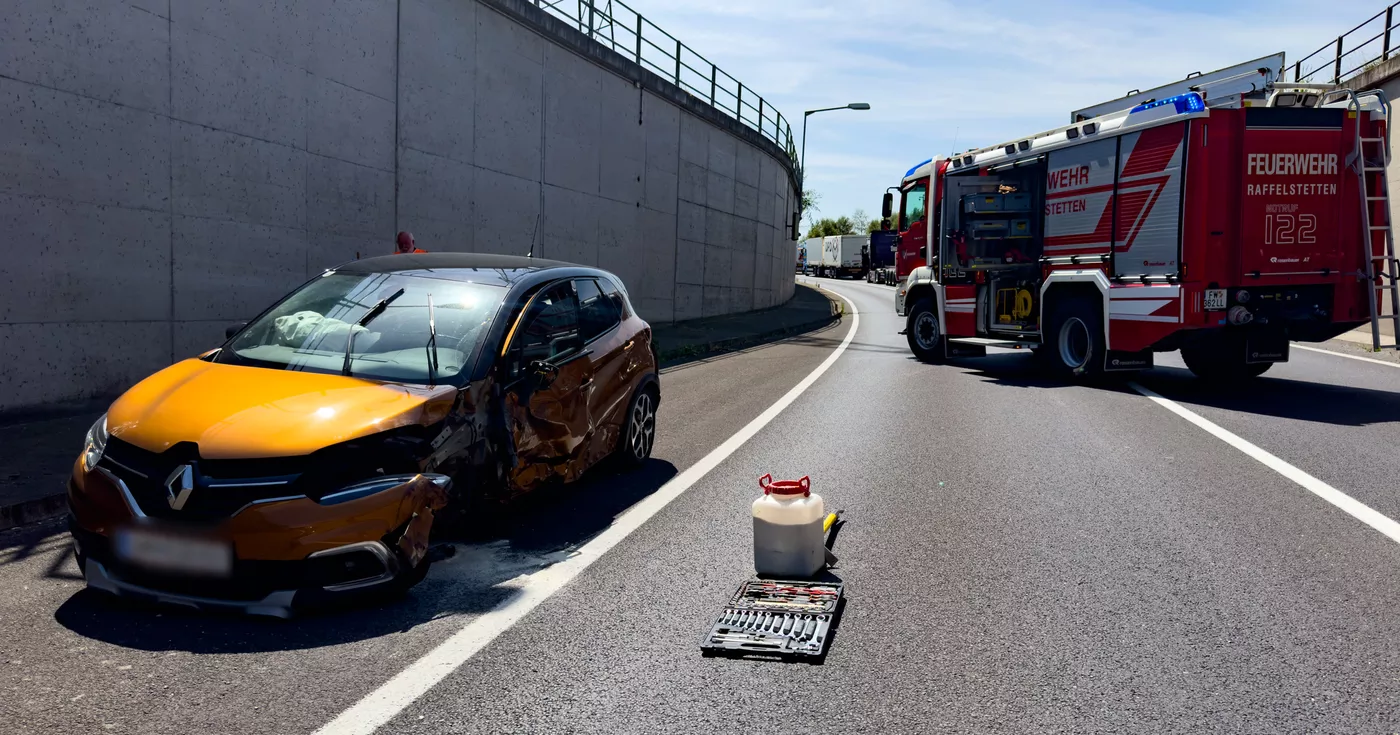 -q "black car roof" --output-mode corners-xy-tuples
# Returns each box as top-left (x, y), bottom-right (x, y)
(335, 252), (575, 274)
